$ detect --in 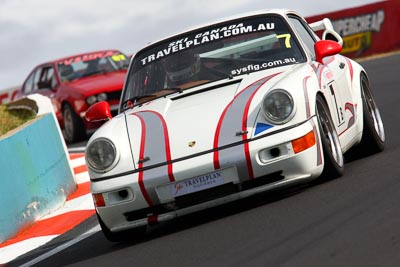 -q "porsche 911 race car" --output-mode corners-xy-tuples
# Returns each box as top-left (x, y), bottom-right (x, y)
(84, 9), (385, 242)
(17, 50), (130, 143)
